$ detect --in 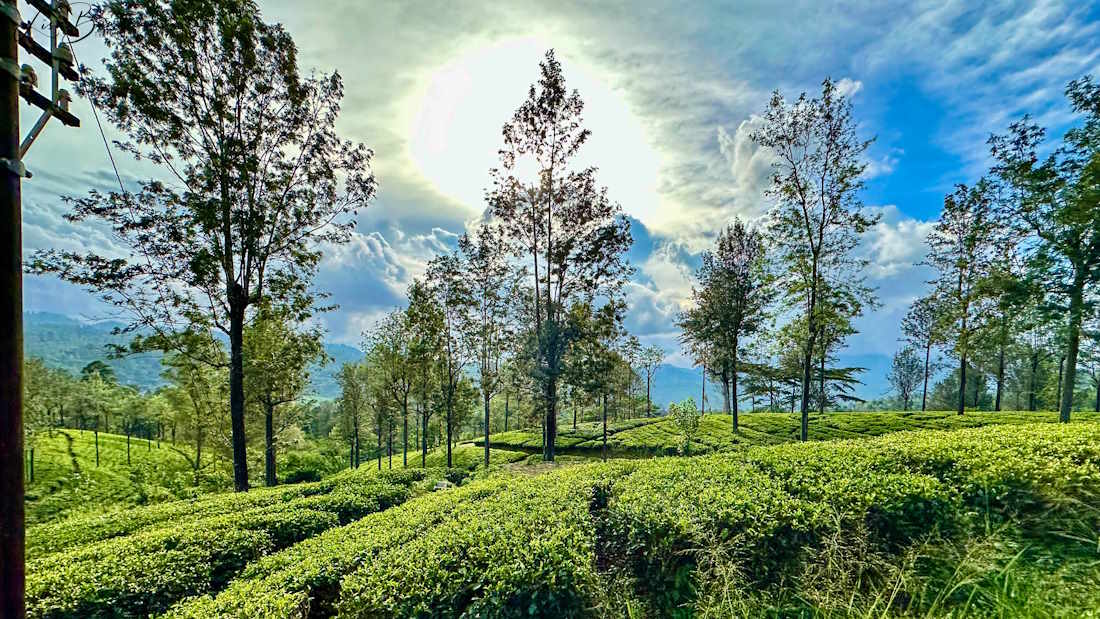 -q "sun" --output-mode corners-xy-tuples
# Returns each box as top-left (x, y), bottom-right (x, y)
(405, 37), (664, 227)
